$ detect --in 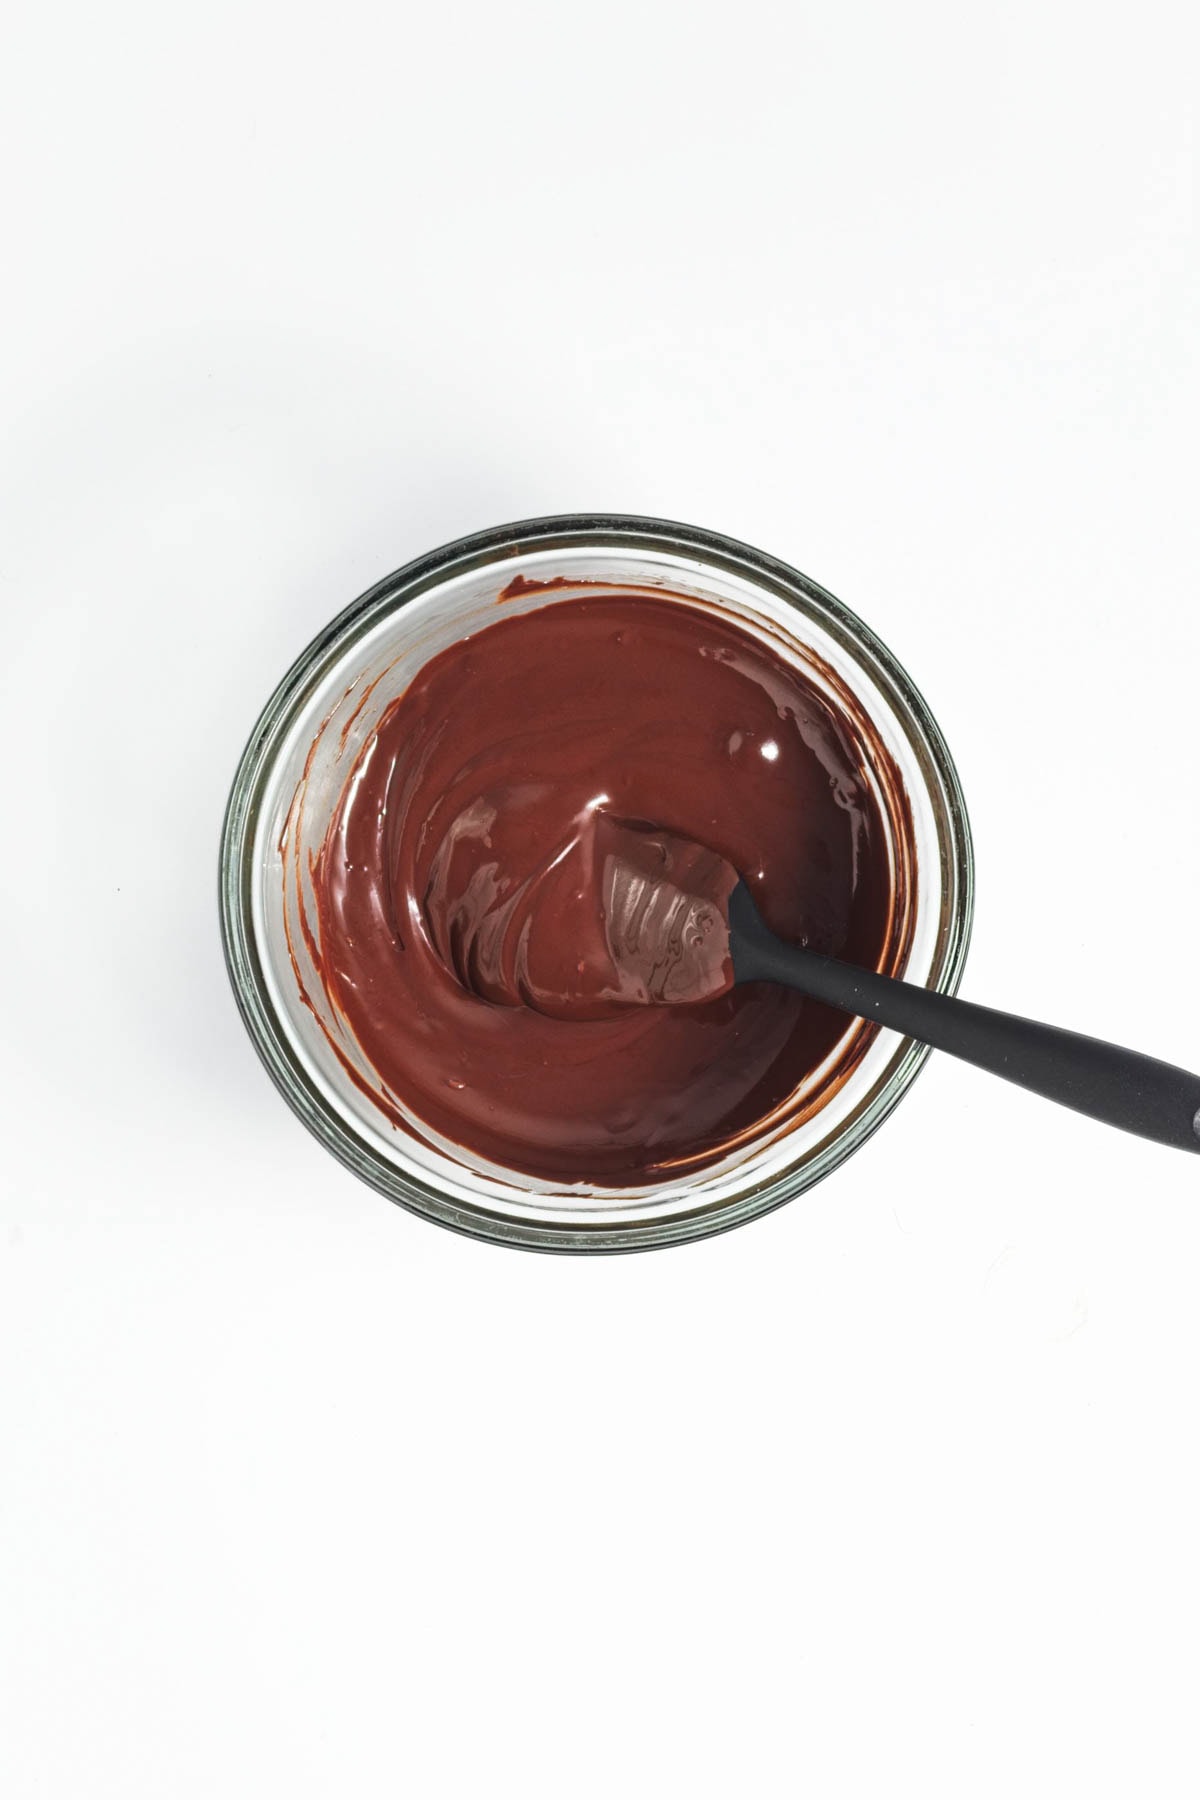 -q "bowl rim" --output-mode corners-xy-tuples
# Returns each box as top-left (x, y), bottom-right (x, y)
(219, 513), (974, 1253)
